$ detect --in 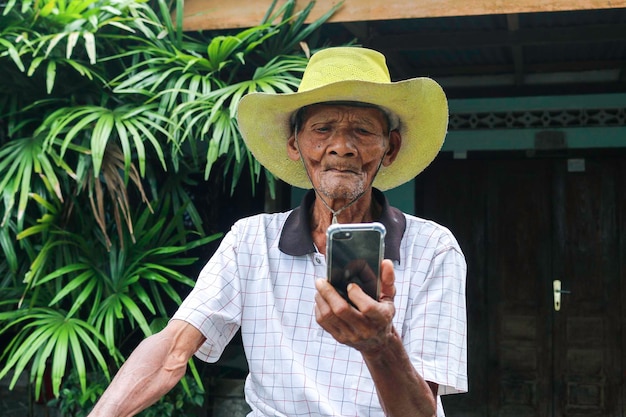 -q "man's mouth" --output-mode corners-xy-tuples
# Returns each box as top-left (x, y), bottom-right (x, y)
(326, 166), (359, 174)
